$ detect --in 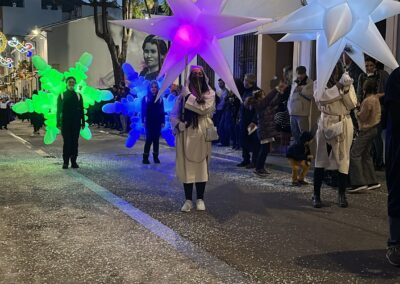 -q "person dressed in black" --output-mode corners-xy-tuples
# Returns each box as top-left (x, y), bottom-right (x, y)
(30, 90), (45, 136)
(236, 74), (260, 168)
(384, 67), (400, 267)
(57, 77), (85, 169)
(141, 80), (165, 164)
